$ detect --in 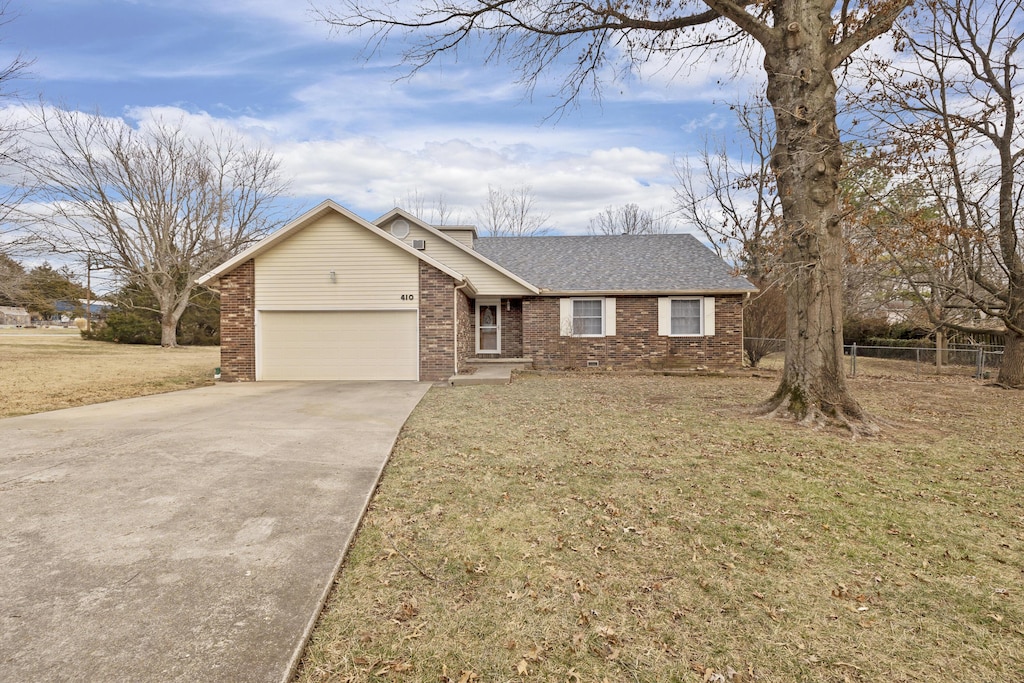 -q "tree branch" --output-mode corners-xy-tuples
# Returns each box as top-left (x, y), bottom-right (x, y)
(700, 0), (771, 47)
(828, 0), (913, 69)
